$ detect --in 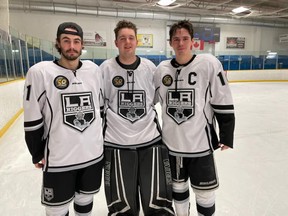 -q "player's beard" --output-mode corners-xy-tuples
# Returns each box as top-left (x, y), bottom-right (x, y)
(61, 48), (82, 61)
